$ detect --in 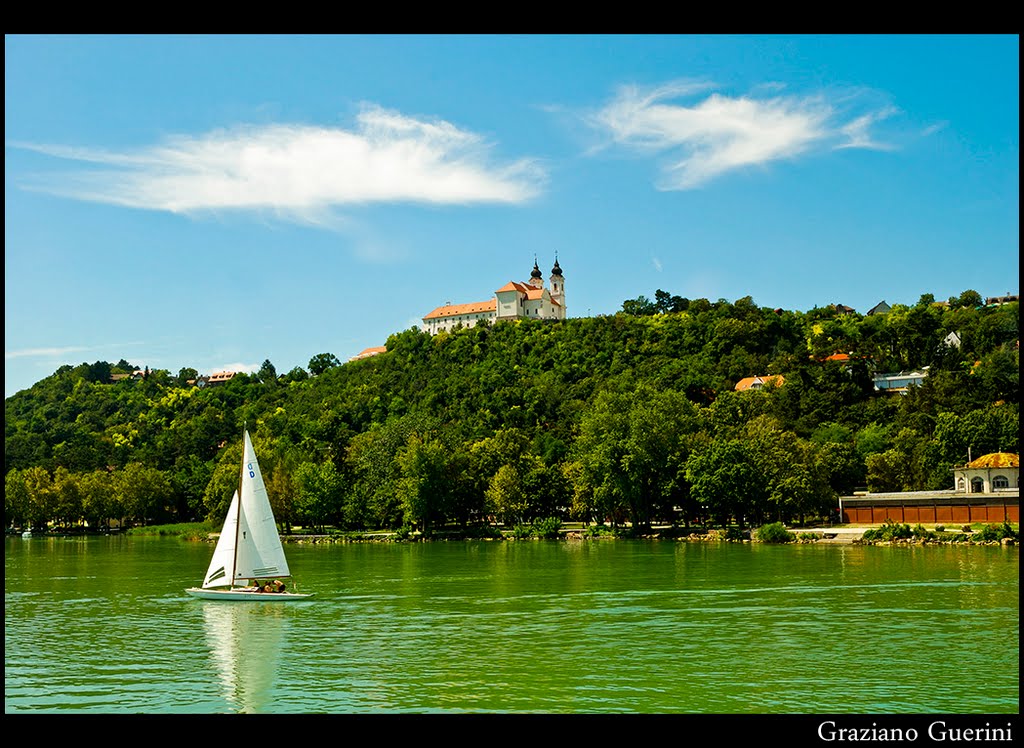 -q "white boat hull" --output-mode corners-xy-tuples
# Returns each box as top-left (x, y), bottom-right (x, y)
(185, 587), (314, 601)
